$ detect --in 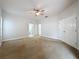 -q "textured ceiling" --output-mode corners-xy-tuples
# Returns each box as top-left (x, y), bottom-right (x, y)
(2, 0), (75, 17)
